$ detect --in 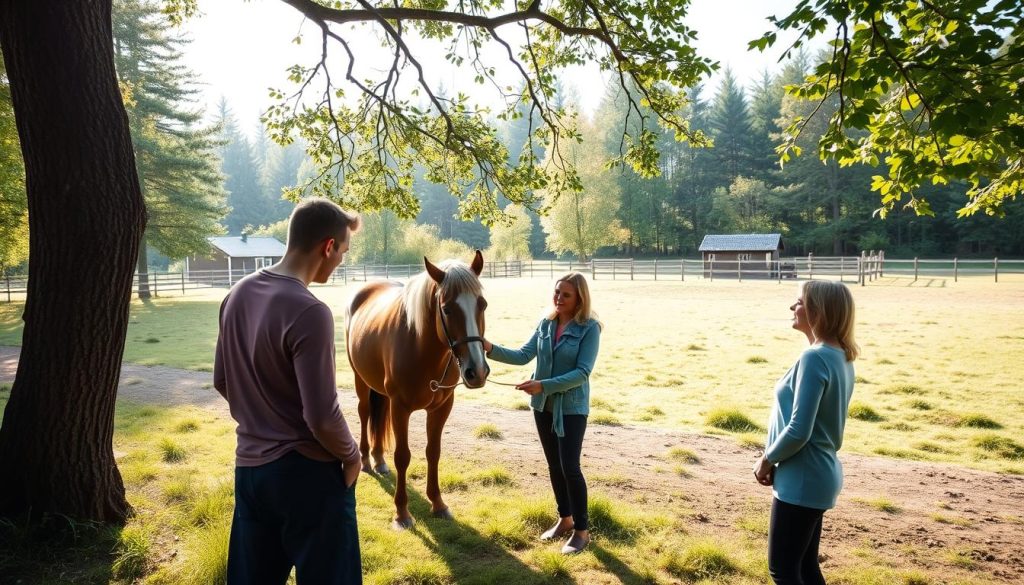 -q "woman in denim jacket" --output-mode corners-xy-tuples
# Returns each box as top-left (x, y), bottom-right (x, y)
(483, 272), (601, 555)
